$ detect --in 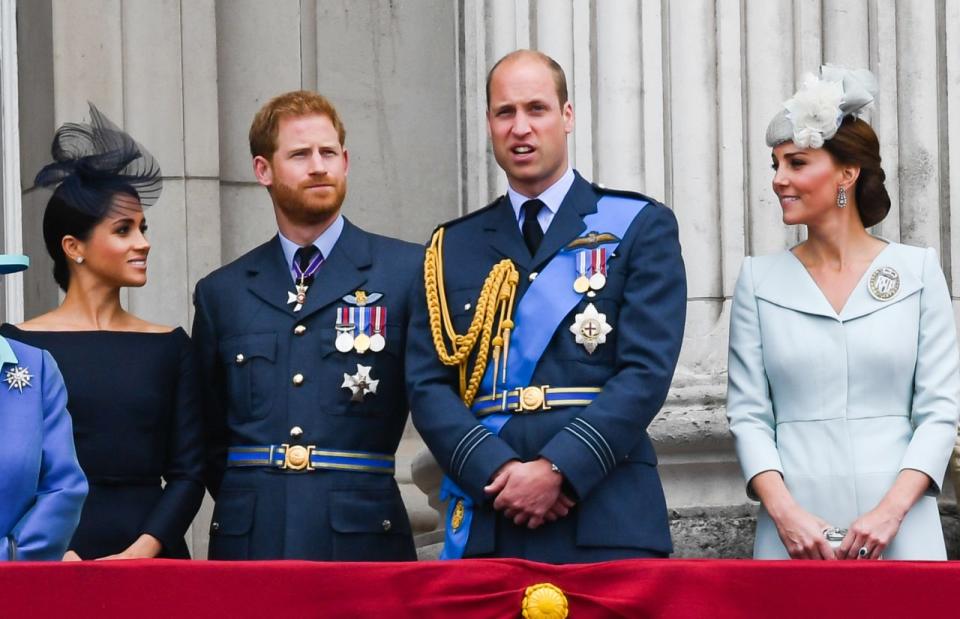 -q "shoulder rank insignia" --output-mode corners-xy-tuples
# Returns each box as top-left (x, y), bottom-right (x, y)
(3, 365), (33, 393)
